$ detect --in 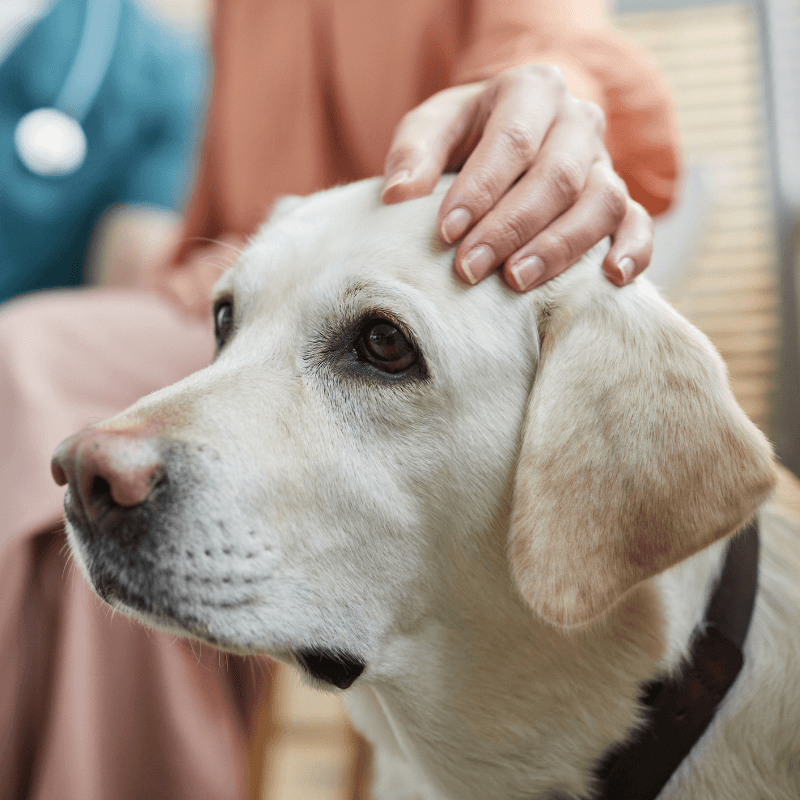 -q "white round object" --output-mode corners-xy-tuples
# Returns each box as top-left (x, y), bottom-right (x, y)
(14, 107), (87, 177)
